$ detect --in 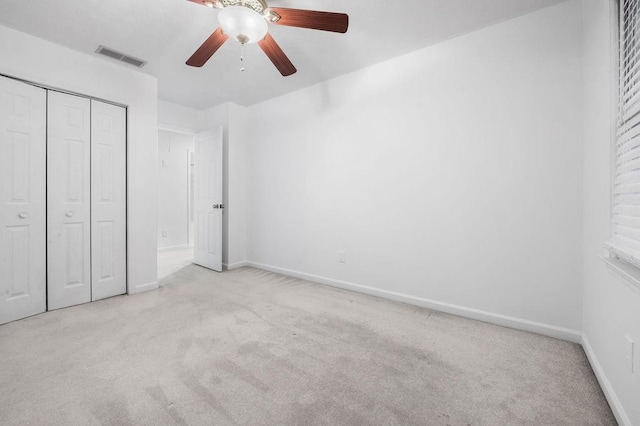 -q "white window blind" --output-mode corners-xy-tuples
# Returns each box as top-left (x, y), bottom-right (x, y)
(610, 0), (640, 266)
